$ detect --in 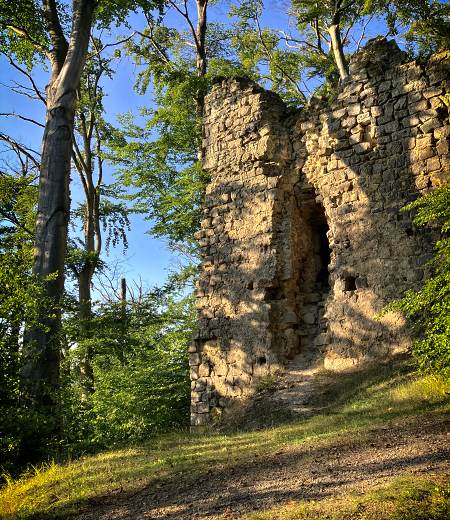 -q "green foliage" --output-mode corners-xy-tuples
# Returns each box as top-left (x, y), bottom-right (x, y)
(90, 337), (189, 445)
(386, 1), (450, 54)
(0, 0), (49, 66)
(385, 184), (450, 377)
(230, 0), (306, 105)
(0, 245), (42, 472)
(108, 12), (248, 249)
(0, 169), (54, 474)
(108, 114), (206, 249)
(60, 283), (193, 451)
